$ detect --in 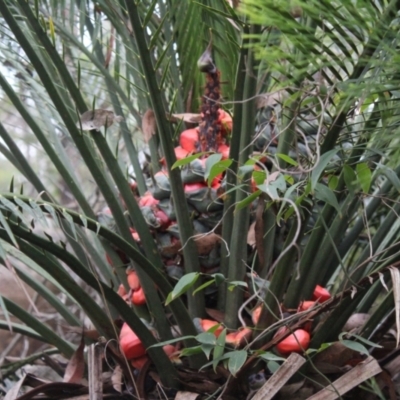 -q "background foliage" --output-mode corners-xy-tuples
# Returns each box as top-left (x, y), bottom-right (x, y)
(1, 0), (400, 398)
